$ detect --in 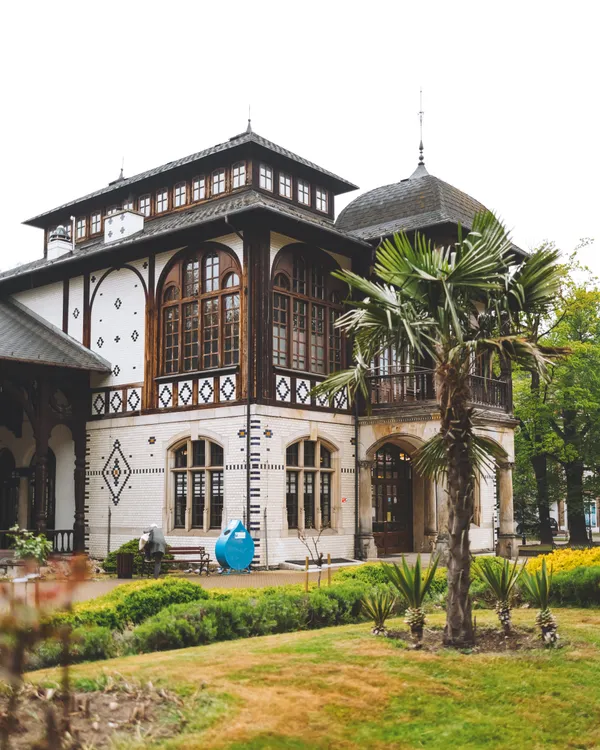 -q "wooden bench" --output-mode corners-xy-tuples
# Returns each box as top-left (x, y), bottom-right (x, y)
(143, 545), (211, 577)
